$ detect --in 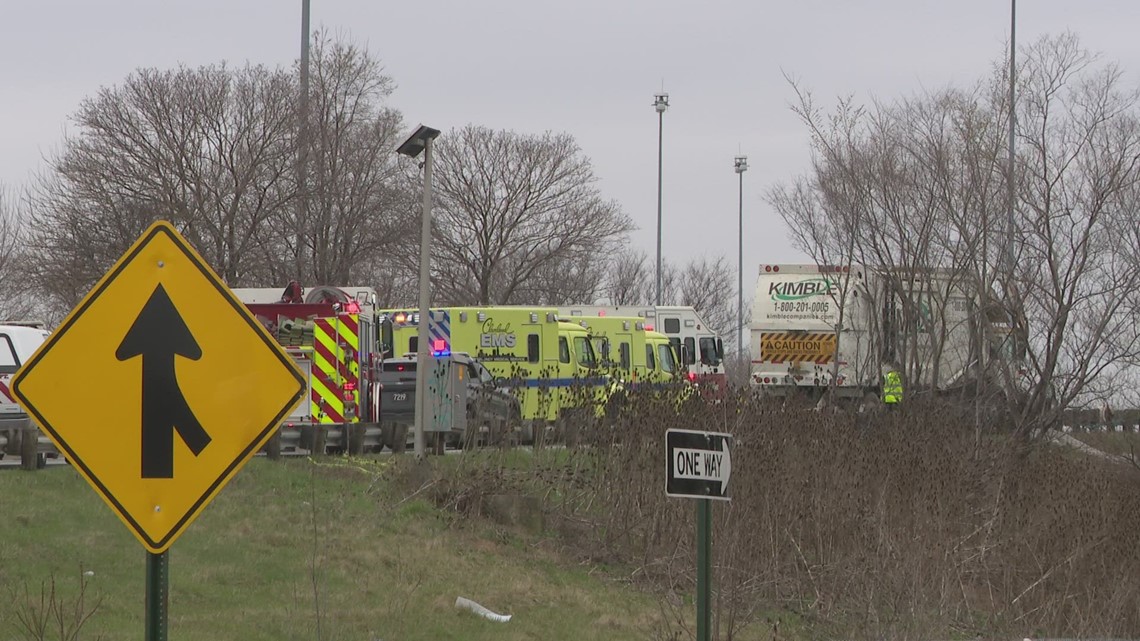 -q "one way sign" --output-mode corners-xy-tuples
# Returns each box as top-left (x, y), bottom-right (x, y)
(666, 429), (733, 500)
